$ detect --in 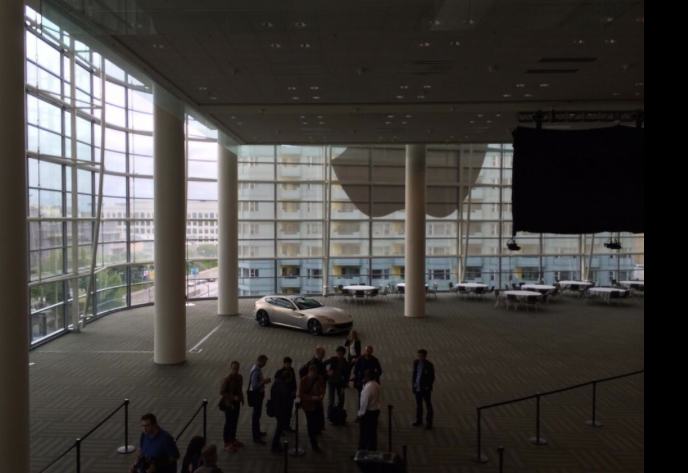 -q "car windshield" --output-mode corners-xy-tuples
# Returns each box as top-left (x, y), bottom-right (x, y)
(293, 297), (322, 310)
